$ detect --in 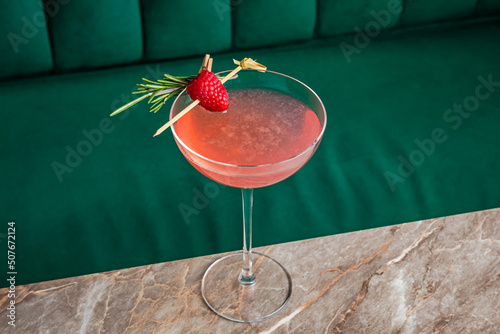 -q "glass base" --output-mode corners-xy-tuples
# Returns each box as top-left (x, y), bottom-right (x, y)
(201, 251), (292, 323)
